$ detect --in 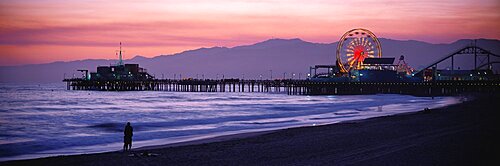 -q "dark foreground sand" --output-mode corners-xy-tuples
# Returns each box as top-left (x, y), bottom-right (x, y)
(2, 94), (499, 166)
